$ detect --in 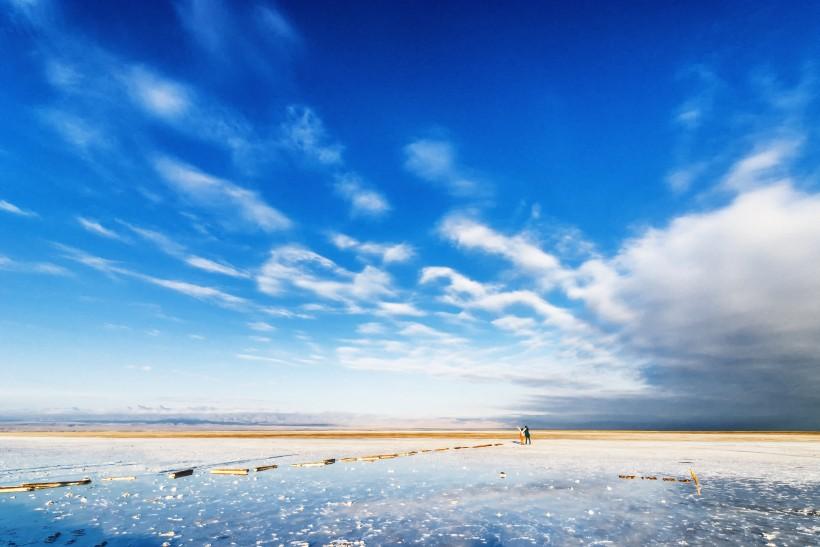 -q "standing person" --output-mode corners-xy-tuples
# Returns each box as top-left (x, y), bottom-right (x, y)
(517, 426), (525, 444)
(523, 425), (531, 445)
